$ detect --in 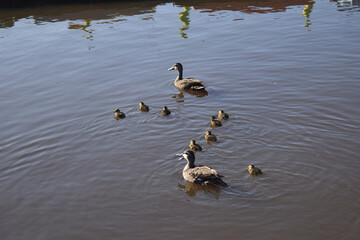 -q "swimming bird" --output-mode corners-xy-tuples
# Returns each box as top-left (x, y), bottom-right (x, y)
(211, 116), (222, 127)
(189, 139), (202, 152)
(168, 63), (206, 90)
(205, 130), (217, 142)
(139, 102), (149, 112)
(218, 109), (229, 120)
(114, 108), (126, 119)
(248, 164), (263, 176)
(161, 106), (171, 116)
(178, 150), (227, 186)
